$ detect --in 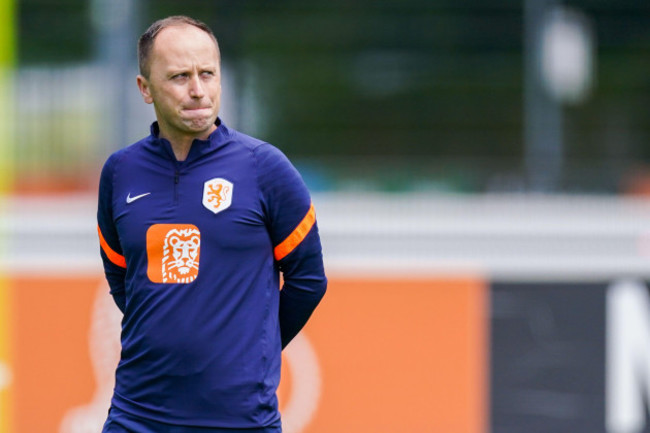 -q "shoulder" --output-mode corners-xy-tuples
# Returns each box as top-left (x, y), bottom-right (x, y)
(223, 127), (293, 172)
(232, 130), (289, 164)
(220, 123), (276, 155)
(101, 138), (149, 172)
(251, 141), (296, 181)
(227, 128), (268, 153)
